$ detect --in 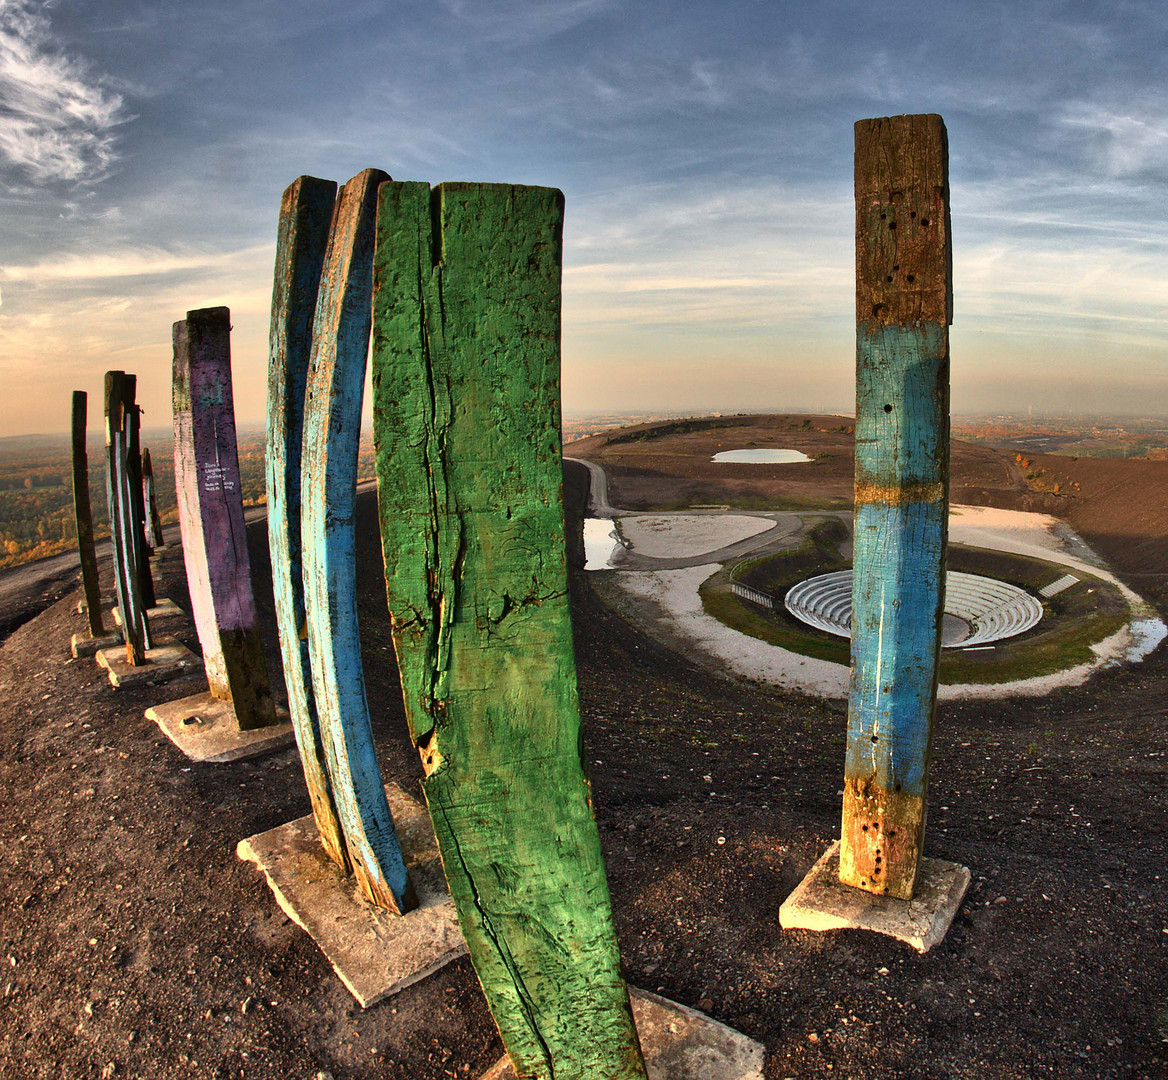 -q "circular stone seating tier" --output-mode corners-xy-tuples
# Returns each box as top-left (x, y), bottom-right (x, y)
(781, 570), (1044, 648)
